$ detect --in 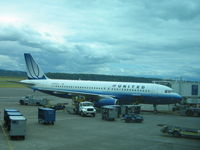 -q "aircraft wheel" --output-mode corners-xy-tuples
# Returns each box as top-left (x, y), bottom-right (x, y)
(80, 111), (84, 117)
(173, 131), (181, 137)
